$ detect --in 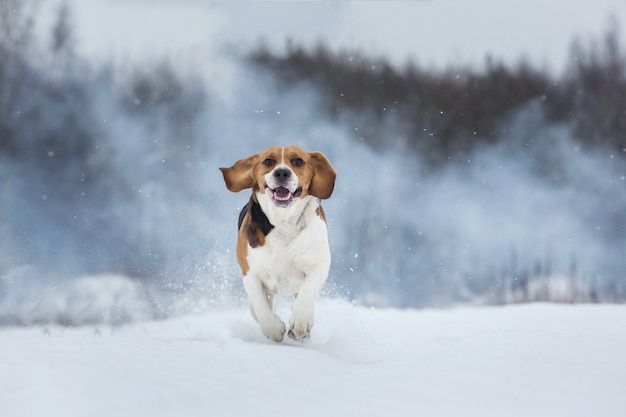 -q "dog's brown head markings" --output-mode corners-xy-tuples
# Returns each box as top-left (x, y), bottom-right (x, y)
(220, 145), (336, 207)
